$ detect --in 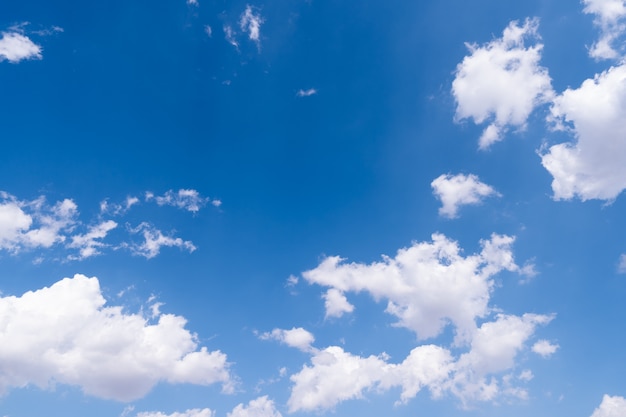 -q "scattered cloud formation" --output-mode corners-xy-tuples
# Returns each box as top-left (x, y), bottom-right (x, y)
(583, 0), (626, 59)
(0, 190), (210, 261)
(128, 222), (196, 259)
(287, 313), (551, 411)
(146, 189), (218, 212)
(287, 234), (553, 410)
(259, 327), (315, 352)
(224, 25), (239, 49)
(138, 410), (213, 417)
(541, 63), (626, 201)
(187, 0), (199, 6)
(0, 26), (42, 63)
(239, 5), (264, 48)
(452, 18), (553, 149)
(590, 395), (626, 417)
(0, 274), (232, 401)
(296, 88), (317, 97)
(0, 192), (77, 252)
(67, 220), (118, 260)
(431, 173), (500, 218)
(100, 196), (140, 216)
(228, 396), (282, 417)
